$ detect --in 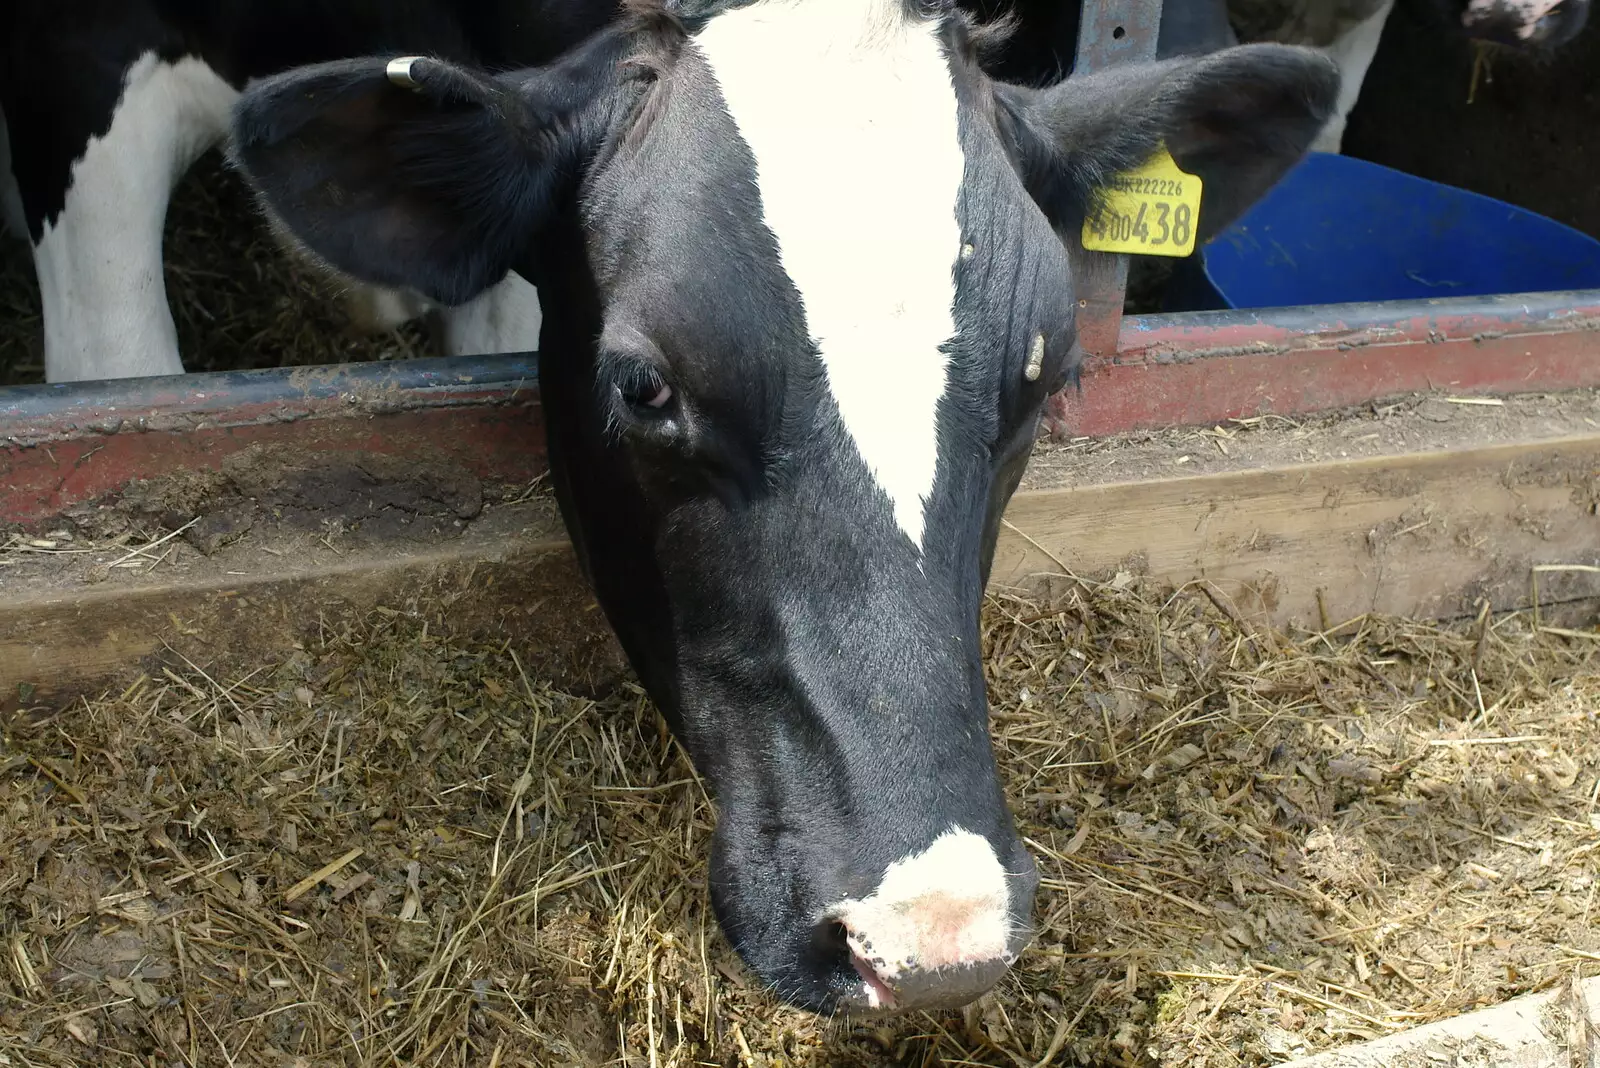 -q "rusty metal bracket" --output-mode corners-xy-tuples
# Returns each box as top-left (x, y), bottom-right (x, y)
(1073, 0), (1164, 360)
